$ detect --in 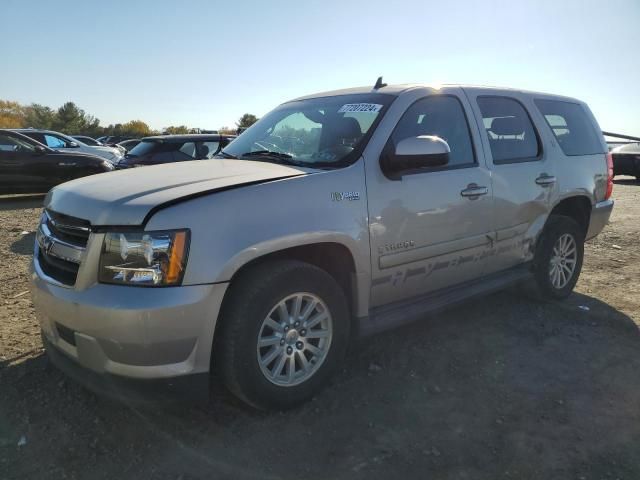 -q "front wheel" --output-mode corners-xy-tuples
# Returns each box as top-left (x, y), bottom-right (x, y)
(215, 260), (350, 410)
(531, 215), (585, 300)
